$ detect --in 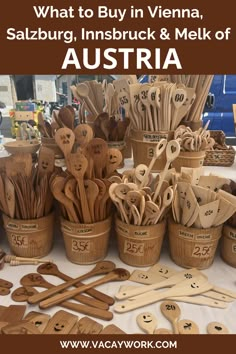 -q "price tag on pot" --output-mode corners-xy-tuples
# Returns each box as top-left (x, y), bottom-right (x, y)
(191, 244), (215, 258)
(11, 234), (28, 248)
(124, 240), (144, 256)
(71, 239), (91, 253)
(232, 244), (236, 254)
